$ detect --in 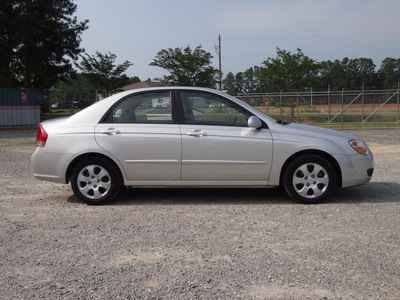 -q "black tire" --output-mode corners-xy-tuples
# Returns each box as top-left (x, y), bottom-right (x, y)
(71, 157), (122, 205)
(283, 154), (336, 204)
